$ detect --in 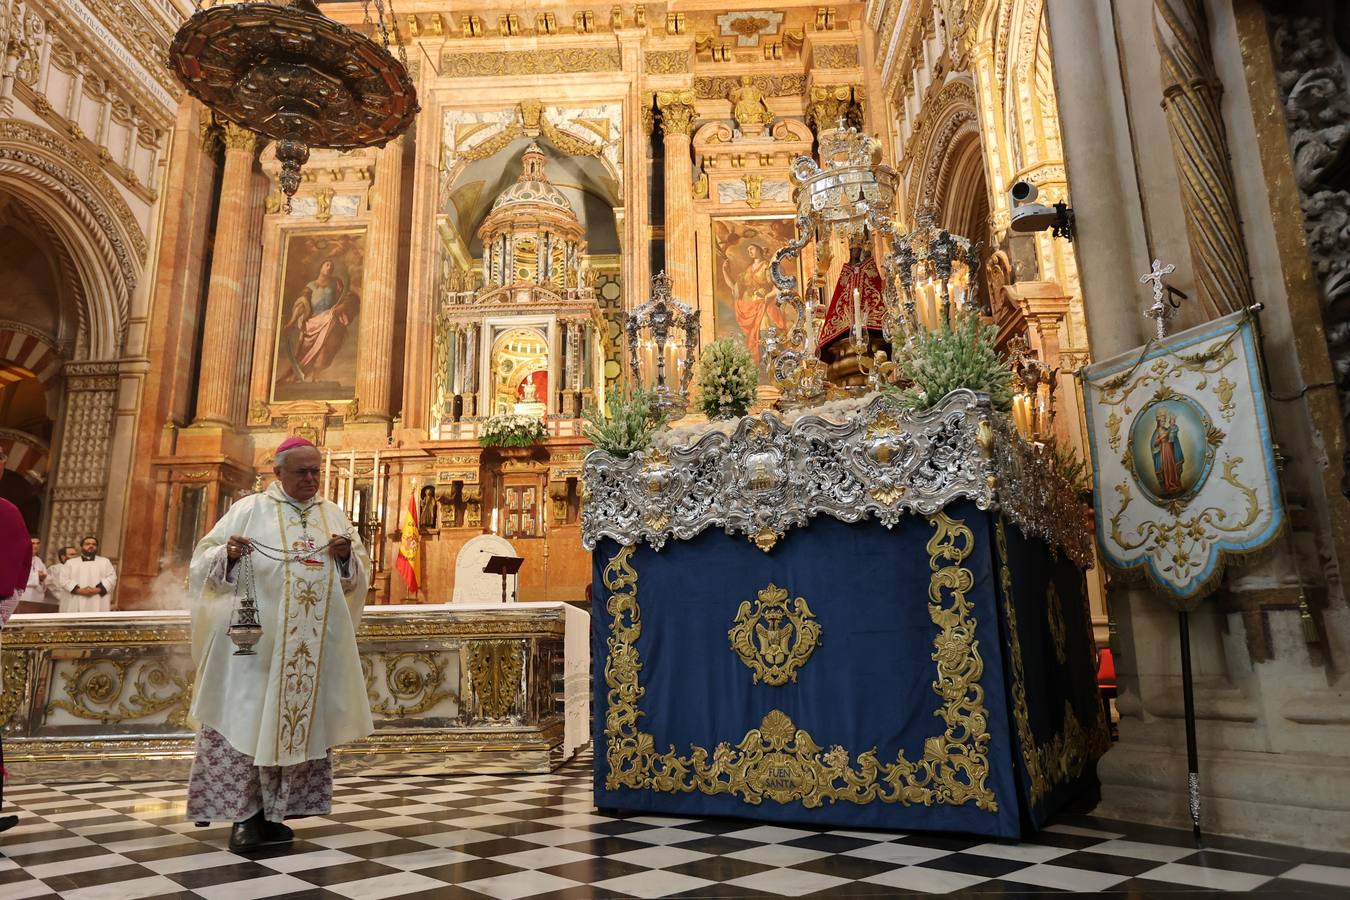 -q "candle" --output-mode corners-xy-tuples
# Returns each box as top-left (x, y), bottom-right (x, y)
(347, 450), (357, 516)
(372, 449), (381, 524)
(323, 449), (332, 498)
(491, 507), (499, 534)
(804, 299), (817, 356)
(852, 287), (863, 344)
